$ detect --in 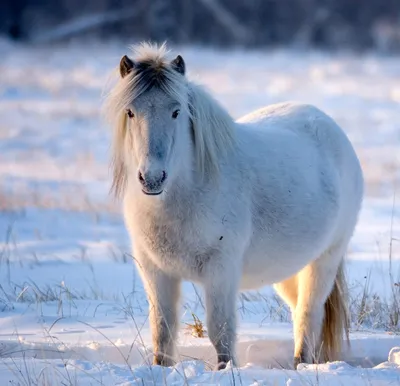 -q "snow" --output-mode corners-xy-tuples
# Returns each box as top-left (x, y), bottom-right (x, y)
(0, 39), (400, 384)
